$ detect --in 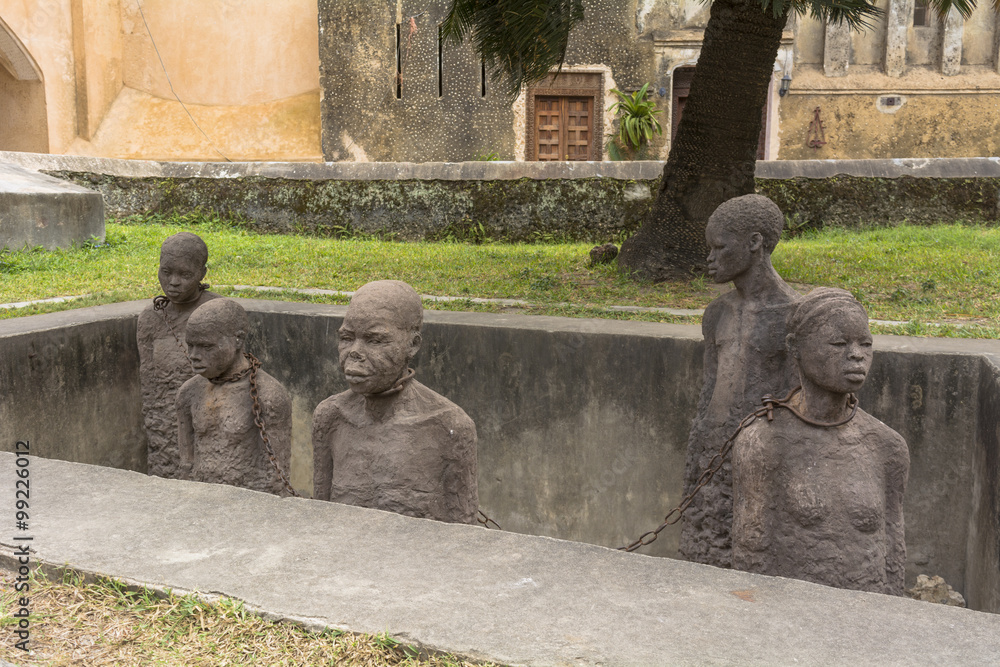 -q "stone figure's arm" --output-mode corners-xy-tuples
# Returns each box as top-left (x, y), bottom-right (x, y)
(883, 430), (910, 596)
(311, 400), (337, 501)
(693, 302), (723, 426)
(730, 426), (774, 569)
(176, 381), (196, 478)
(262, 381), (293, 495)
(136, 310), (157, 406)
(443, 414), (479, 524)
